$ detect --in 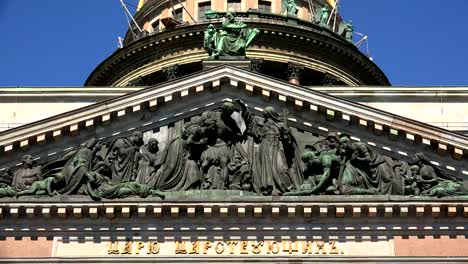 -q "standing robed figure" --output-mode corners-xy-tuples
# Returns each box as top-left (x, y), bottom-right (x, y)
(236, 99), (303, 195)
